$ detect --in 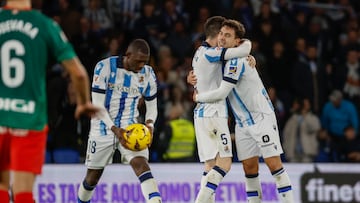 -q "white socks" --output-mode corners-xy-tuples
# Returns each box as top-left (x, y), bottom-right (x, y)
(195, 166), (226, 203)
(77, 180), (95, 203)
(272, 168), (295, 203)
(245, 173), (262, 203)
(138, 171), (162, 203)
